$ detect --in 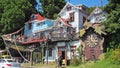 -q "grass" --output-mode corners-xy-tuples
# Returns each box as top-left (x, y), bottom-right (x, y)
(67, 60), (120, 68)
(21, 60), (120, 68)
(21, 62), (58, 68)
